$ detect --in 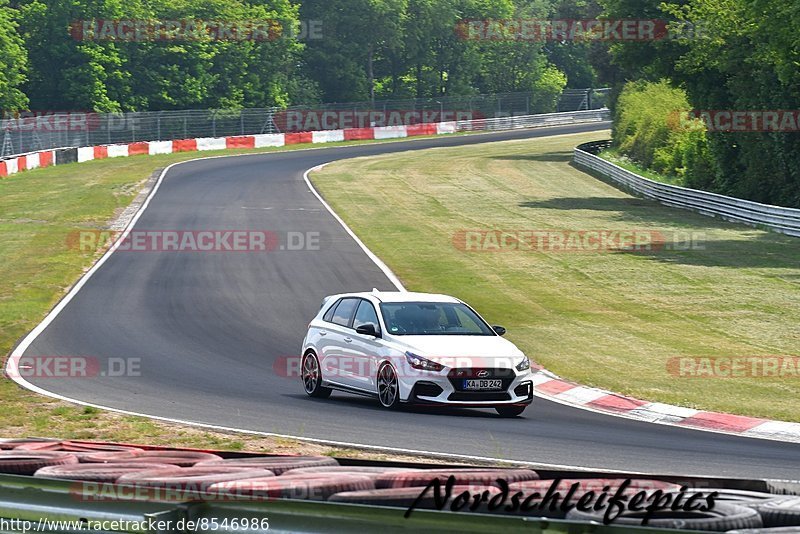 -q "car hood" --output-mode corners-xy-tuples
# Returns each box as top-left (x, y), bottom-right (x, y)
(392, 334), (525, 365)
